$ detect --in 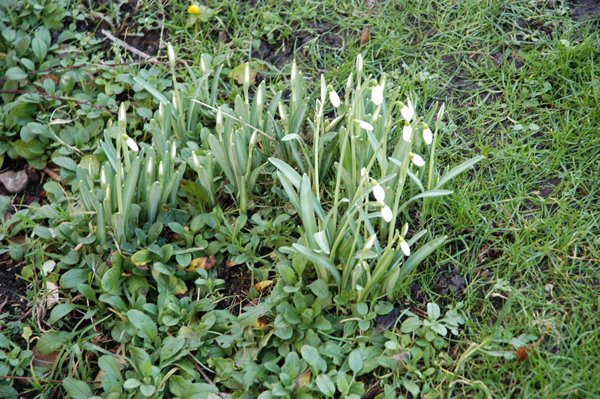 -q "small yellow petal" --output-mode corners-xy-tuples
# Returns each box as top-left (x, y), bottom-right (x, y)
(188, 5), (200, 14)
